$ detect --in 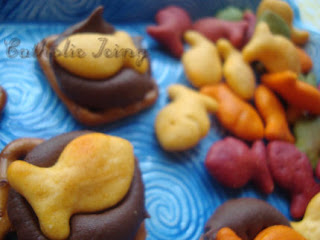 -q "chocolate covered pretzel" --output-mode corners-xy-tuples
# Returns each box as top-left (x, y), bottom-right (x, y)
(36, 7), (158, 126)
